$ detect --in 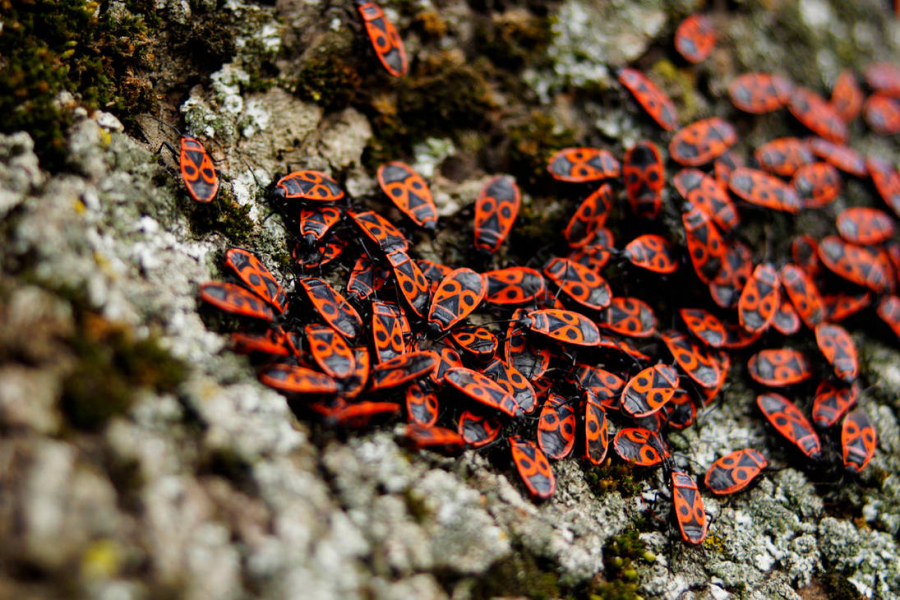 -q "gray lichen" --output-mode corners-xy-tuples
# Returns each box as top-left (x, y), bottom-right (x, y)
(3, 0), (900, 599)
